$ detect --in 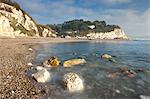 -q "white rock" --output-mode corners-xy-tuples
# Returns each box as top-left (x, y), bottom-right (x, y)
(101, 54), (112, 59)
(35, 66), (45, 71)
(88, 25), (95, 29)
(87, 28), (128, 40)
(0, 3), (55, 38)
(28, 48), (33, 51)
(0, 3), (39, 37)
(62, 72), (84, 92)
(42, 28), (52, 37)
(27, 63), (33, 66)
(140, 95), (150, 99)
(115, 89), (121, 94)
(11, 90), (15, 94)
(32, 67), (51, 83)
